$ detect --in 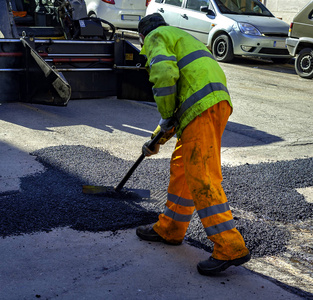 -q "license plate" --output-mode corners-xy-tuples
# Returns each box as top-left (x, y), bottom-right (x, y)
(121, 15), (141, 21)
(273, 40), (286, 48)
